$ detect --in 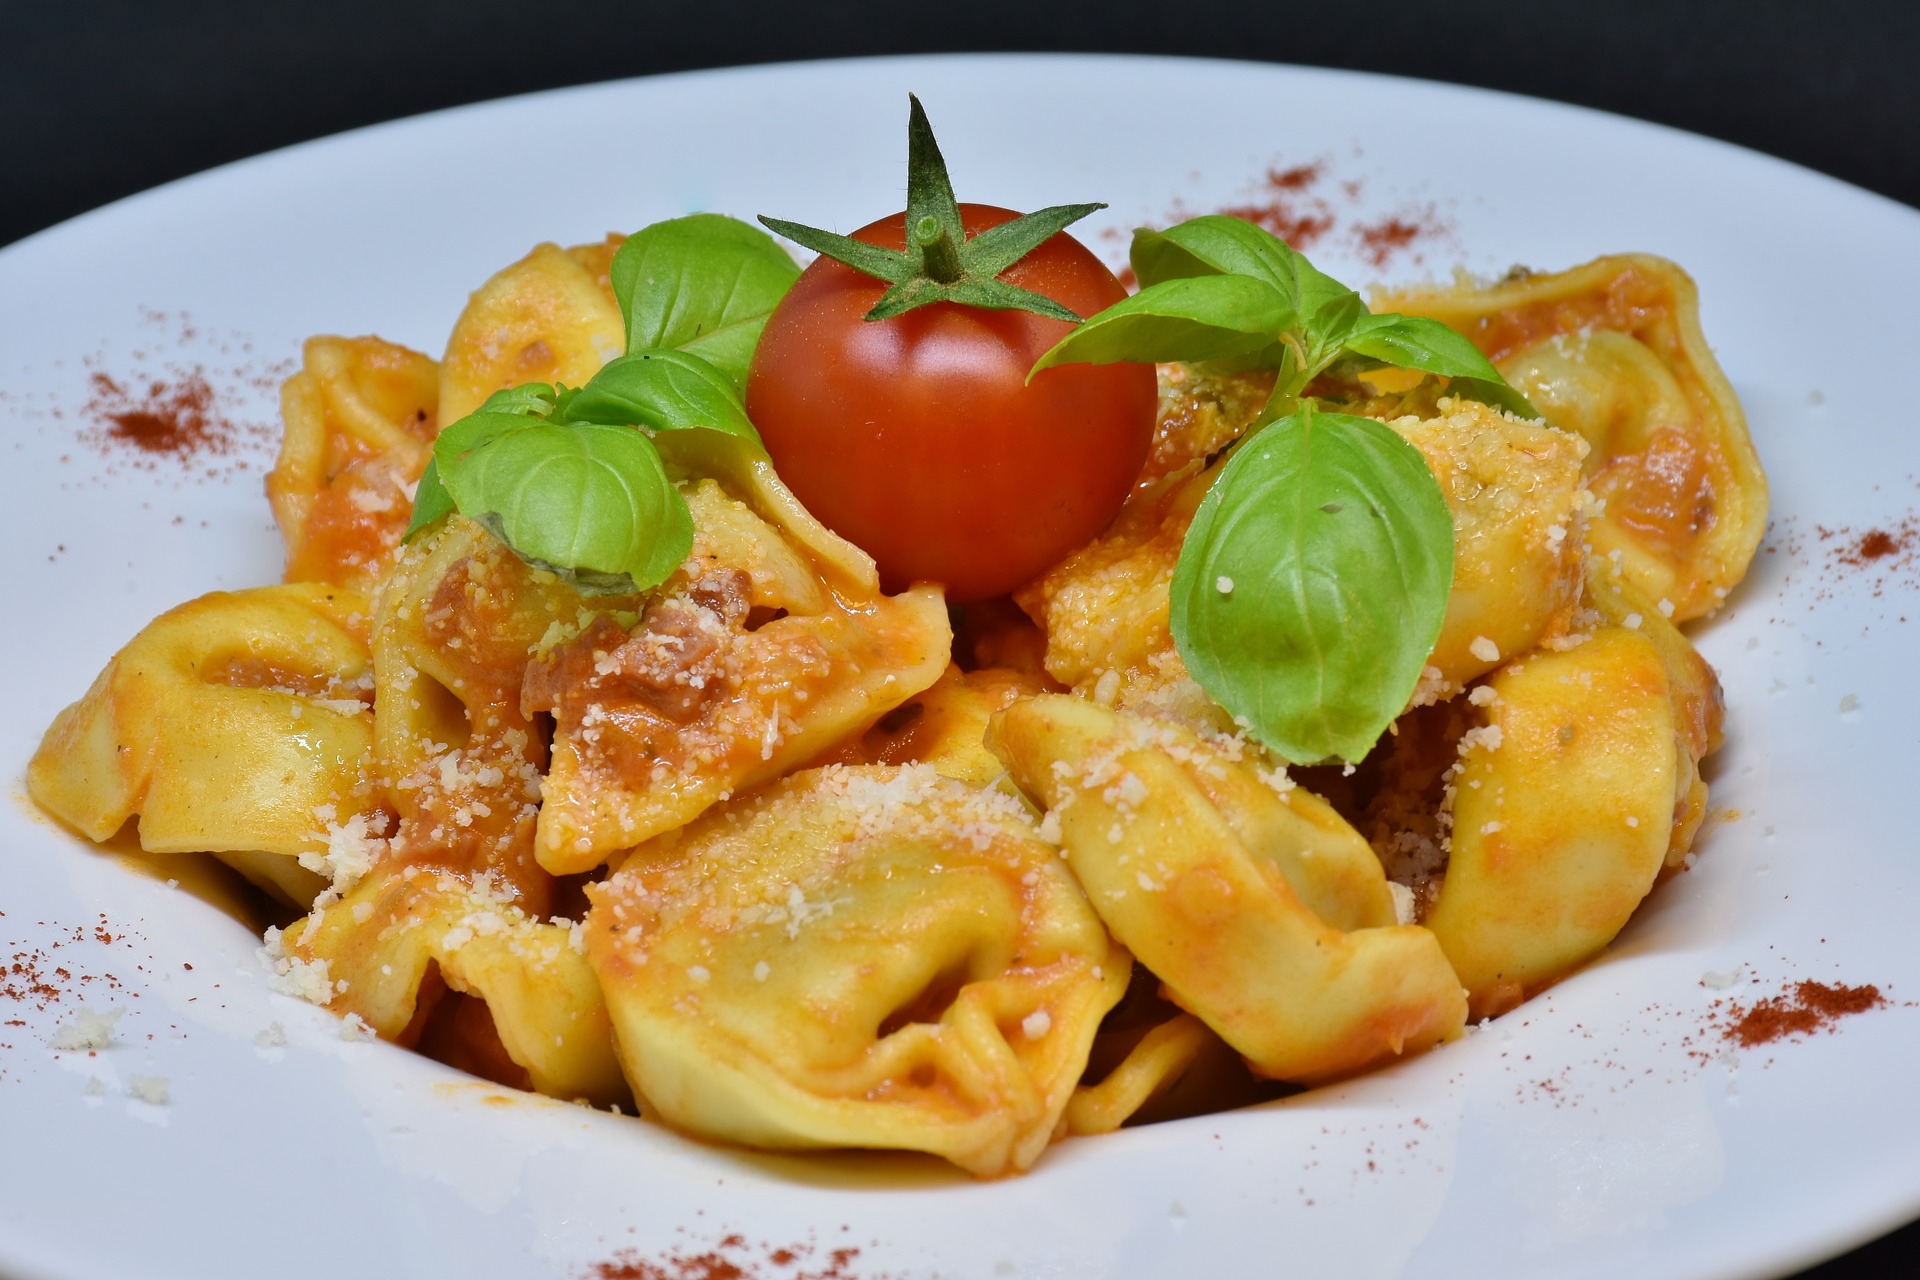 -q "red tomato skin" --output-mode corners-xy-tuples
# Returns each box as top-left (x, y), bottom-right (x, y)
(745, 204), (1157, 603)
